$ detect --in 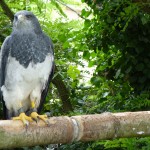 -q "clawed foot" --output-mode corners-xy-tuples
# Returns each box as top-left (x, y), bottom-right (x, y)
(30, 112), (50, 125)
(13, 112), (33, 126)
